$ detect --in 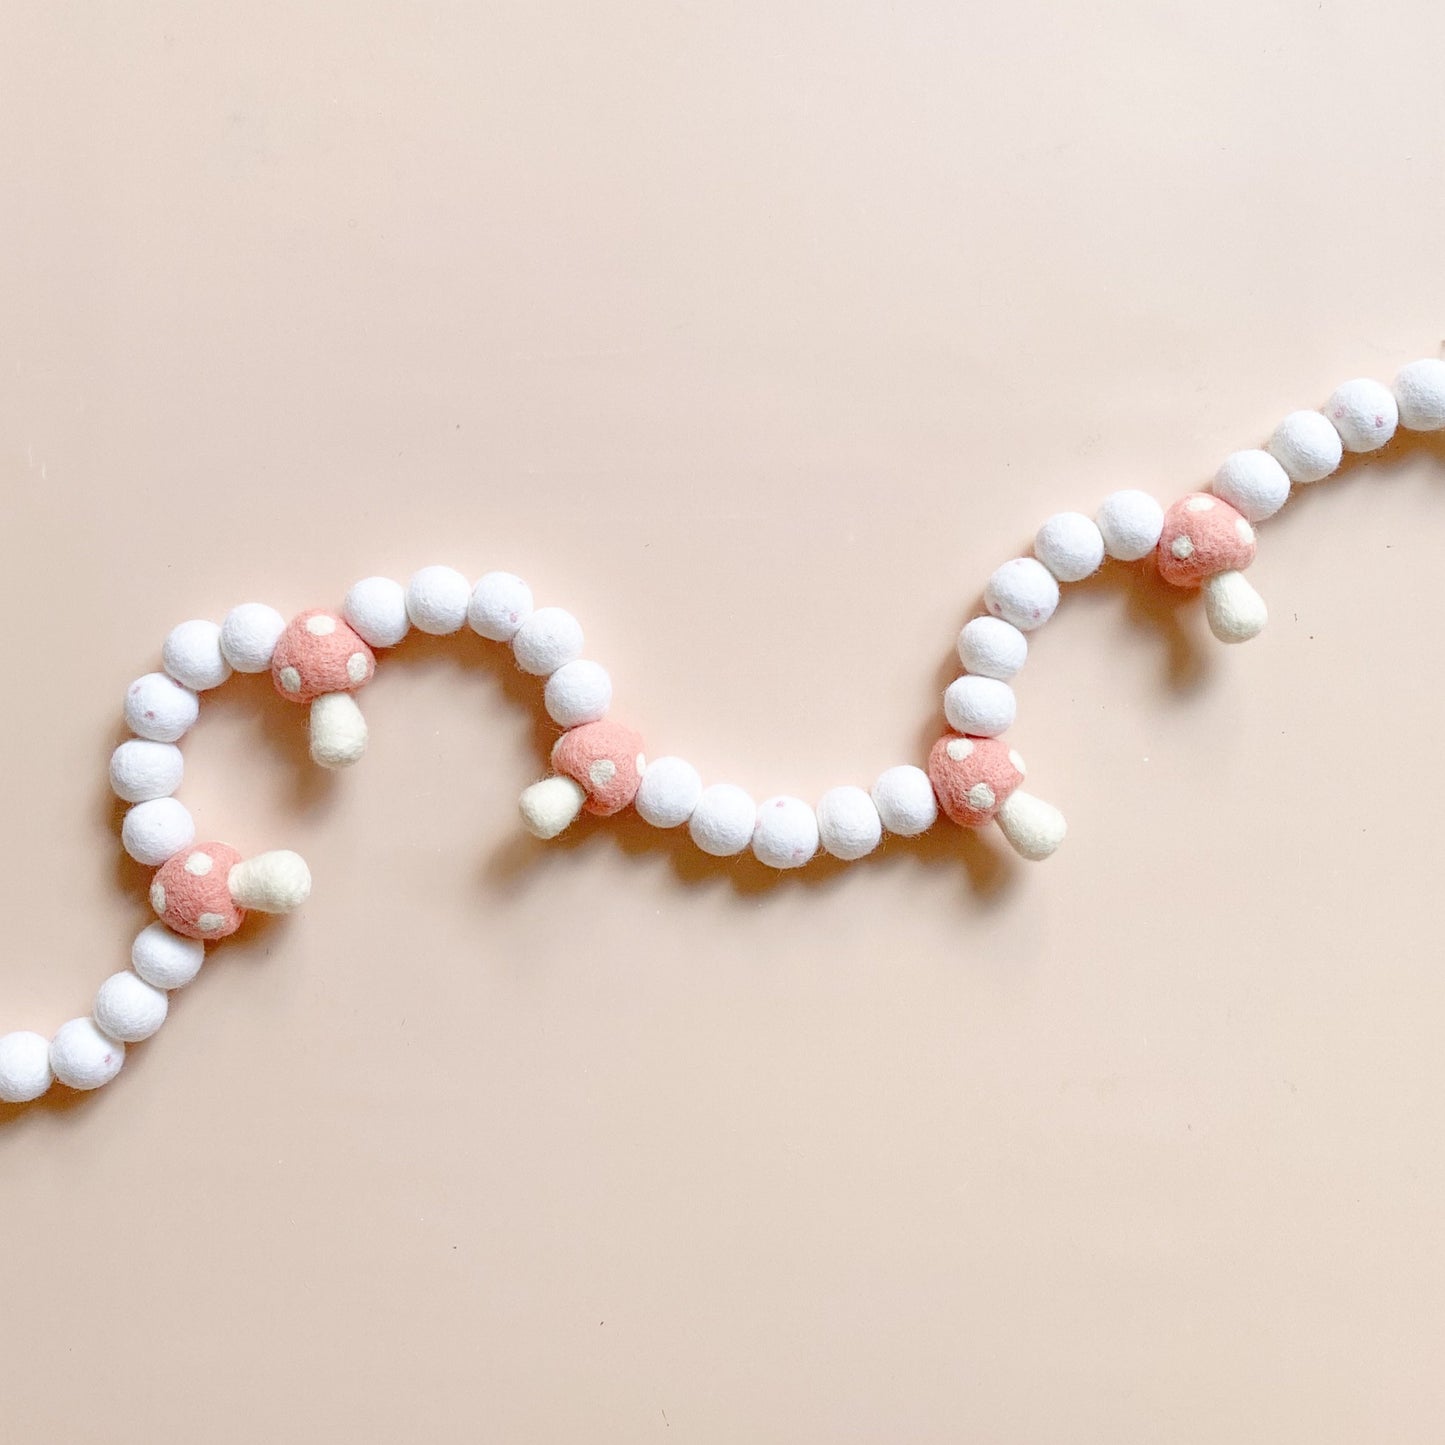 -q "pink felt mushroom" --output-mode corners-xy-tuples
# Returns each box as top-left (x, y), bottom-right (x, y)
(518, 720), (647, 838)
(149, 841), (312, 941)
(270, 609), (377, 768)
(926, 733), (1066, 860)
(1156, 493), (1267, 644)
